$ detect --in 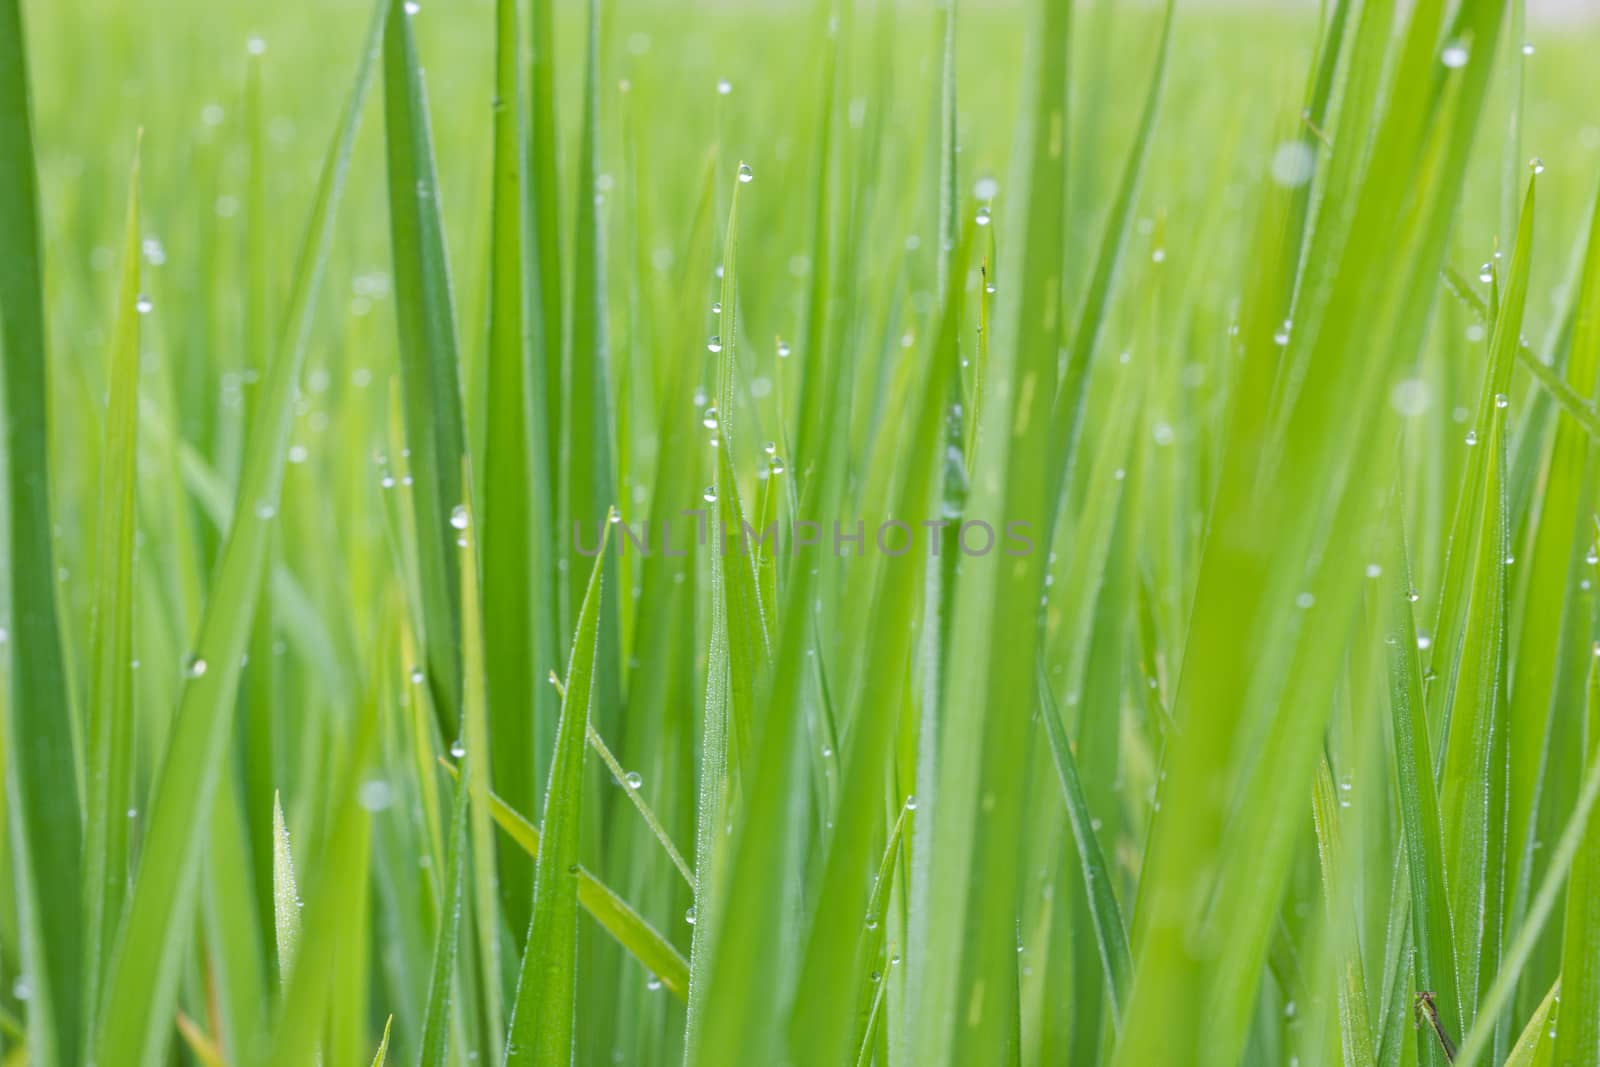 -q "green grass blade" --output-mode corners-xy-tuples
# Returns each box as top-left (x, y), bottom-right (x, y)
(80, 137), (142, 1047)
(272, 792), (302, 985)
(1310, 756), (1376, 1067)
(1552, 656), (1600, 1065)
(1442, 264), (1600, 443)
(263, 705), (378, 1067)
(1455, 663), (1600, 1067)
(369, 1016), (394, 1067)
(419, 764), (468, 1067)
(783, 217), (975, 1067)
(201, 780), (269, 1067)
(505, 519), (611, 1064)
(1384, 518), (1463, 1057)
(586, 723), (693, 887)
(1505, 174), (1600, 1036)
(1049, 0), (1175, 498)
(382, 0), (467, 738)
(1503, 979), (1558, 1067)
(483, 0), (555, 939)
(444, 760), (690, 1000)
(527, 0), (563, 498)
(1038, 661), (1132, 1020)
(0, 0), (83, 1059)
(910, 0), (1070, 1050)
(1437, 178), (1531, 1029)
(92, 5), (383, 1063)
(710, 176), (772, 772)
(684, 173), (757, 1060)
(459, 497), (505, 1056)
